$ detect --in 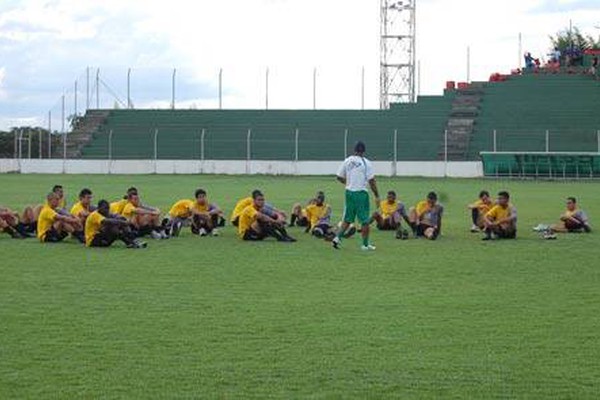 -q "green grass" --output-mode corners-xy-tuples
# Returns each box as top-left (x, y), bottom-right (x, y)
(1, 175), (599, 399)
